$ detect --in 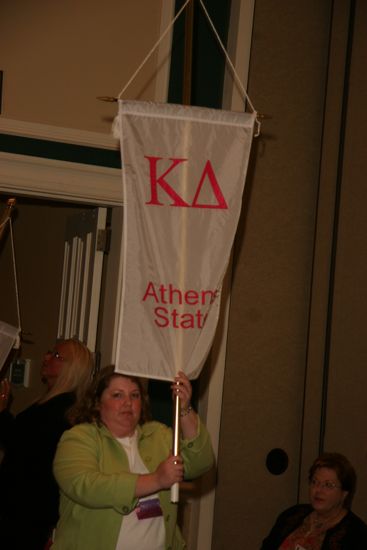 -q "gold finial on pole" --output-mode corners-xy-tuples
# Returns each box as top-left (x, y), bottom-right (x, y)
(96, 96), (118, 102)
